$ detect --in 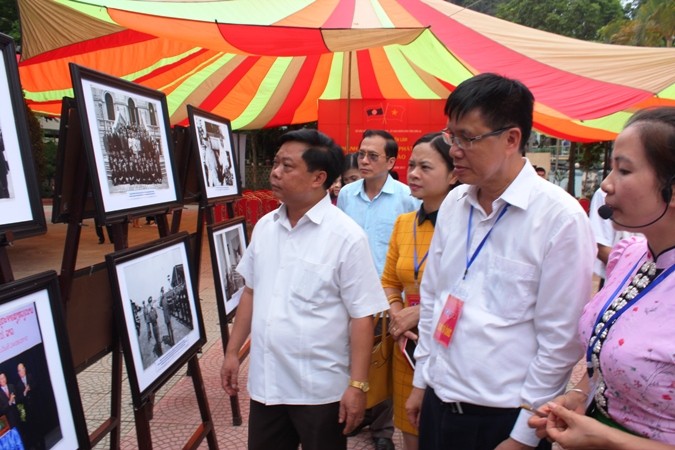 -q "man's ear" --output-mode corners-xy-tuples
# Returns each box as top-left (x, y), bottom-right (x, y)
(313, 170), (328, 189)
(504, 128), (523, 157)
(386, 156), (396, 171)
